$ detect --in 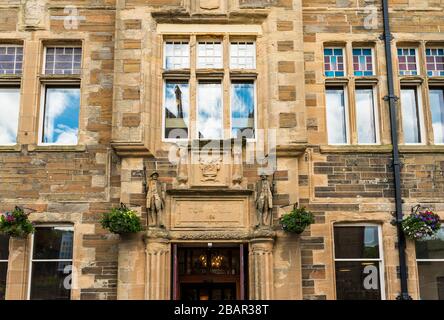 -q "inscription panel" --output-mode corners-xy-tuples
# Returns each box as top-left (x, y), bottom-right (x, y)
(171, 197), (248, 230)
